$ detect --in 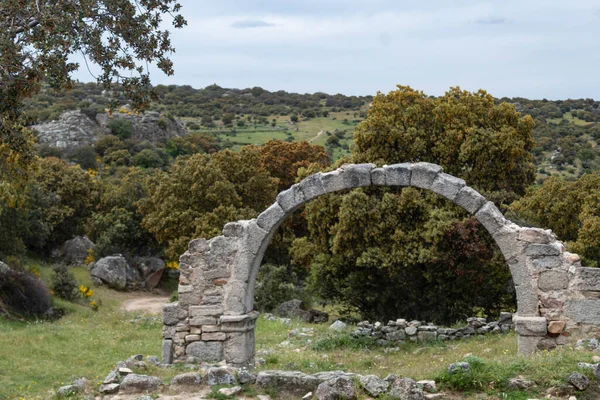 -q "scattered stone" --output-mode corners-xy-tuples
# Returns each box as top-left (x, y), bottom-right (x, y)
(417, 380), (437, 393)
(56, 385), (79, 397)
(329, 320), (347, 331)
(119, 374), (162, 394)
(257, 370), (320, 396)
(133, 256), (165, 289)
(56, 236), (95, 265)
(385, 374), (398, 383)
(568, 372), (590, 391)
(388, 377), (424, 399)
(170, 372), (202, 386)
(508, 376), (534, 390)
(91, 255), (132, 290)
(99, 383), (120, 394)
(447, 362), (470, 374)
(118, 367), (133, 375)
(237, 368), (257, 384)
(546, 385), (575, 397)
(302, 392), (313, 400)
(218, 386), (242, 396)
(205, 367), (236, 386)
(315, 377), (357, 400)
(360, 375), (389, 397)
(103, 370), (119, 384)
